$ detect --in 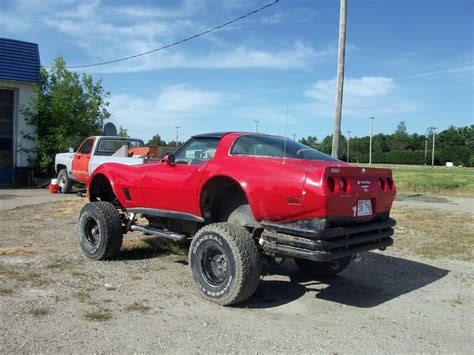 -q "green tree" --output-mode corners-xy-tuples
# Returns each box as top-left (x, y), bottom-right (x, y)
(21, 57), (110, 174)
(147, 134), (167, 146)
(392, 121), (409, 150)
(117, 126), (129, 138)
(298, 136), (319, 149)
(167, 140), (184, 147)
